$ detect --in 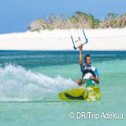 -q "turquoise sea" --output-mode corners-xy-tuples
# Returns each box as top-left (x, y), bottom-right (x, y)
(0, 51), (126, 126)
